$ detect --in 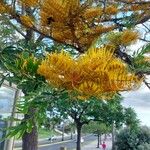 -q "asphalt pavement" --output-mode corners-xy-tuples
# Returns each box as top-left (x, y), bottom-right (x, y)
(40, 135), (97, 150)
(14, 135), (97, 150)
